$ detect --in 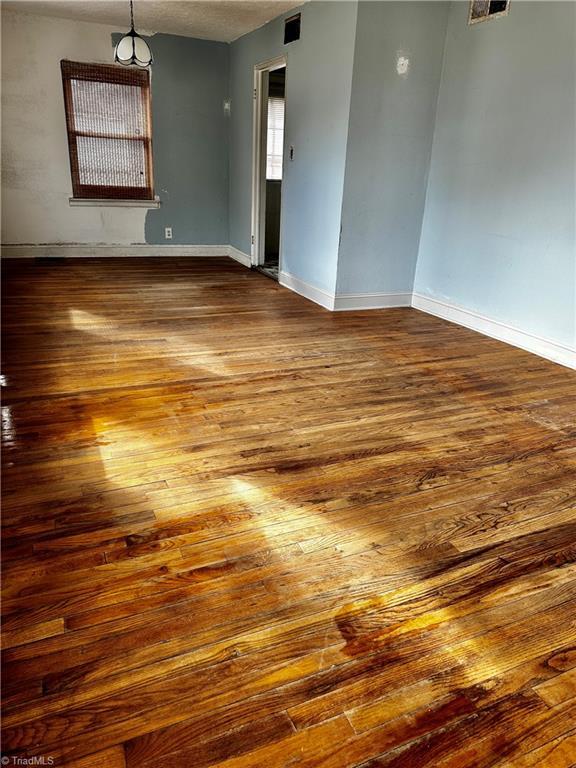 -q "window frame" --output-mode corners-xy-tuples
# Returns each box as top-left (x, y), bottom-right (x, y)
(61, 60), (154, 201)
